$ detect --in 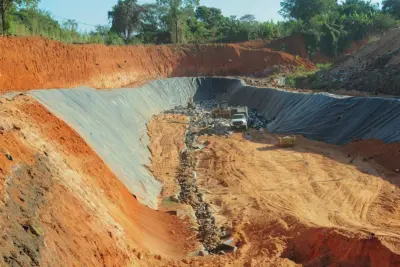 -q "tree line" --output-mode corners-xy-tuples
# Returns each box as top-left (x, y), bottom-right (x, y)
(1, 0), (400, 57)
